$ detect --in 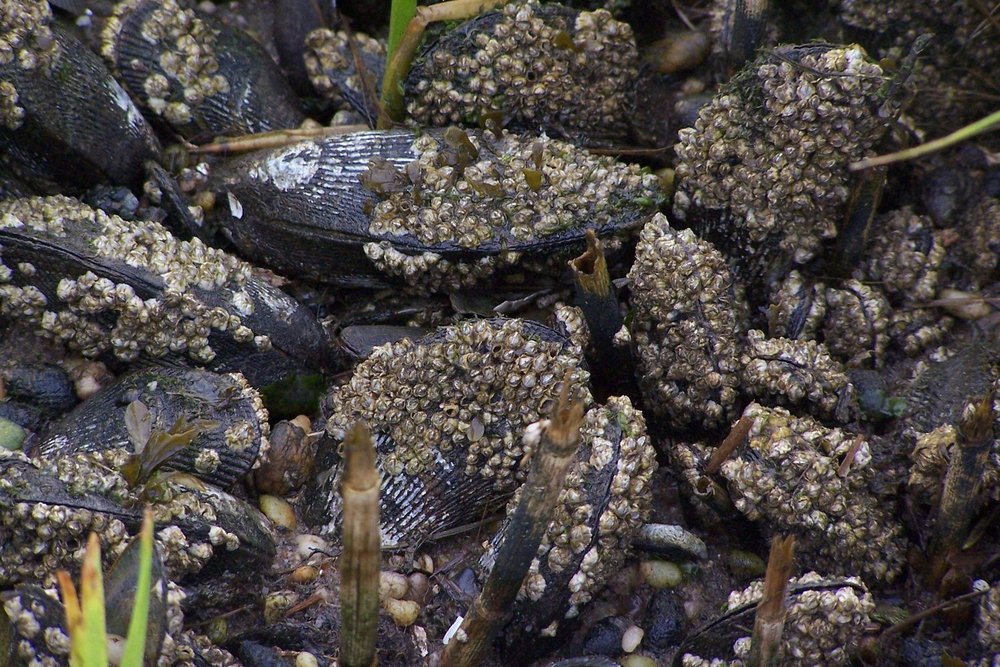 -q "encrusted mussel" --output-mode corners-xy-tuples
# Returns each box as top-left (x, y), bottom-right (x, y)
(101, 0), (305, 138)
(0, 447), (275, 588)
(0, 195), (330, 386)
(404, 0), (637, 145)
(34, 365), (269, 490)
(303, 317), (592, 547)
(0, 0), (161, 193)
(210, 127), (661, 291)
(673, 43), (894, 296)
(677, 572), (875, 666)
(481, 395), (657, 652)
